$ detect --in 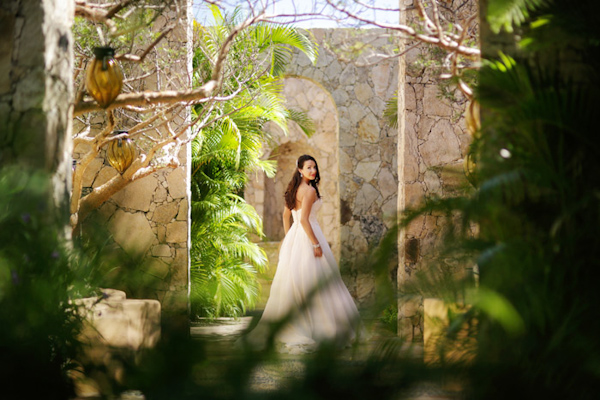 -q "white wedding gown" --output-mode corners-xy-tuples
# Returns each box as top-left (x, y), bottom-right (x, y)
(242, 199), (364, 353)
